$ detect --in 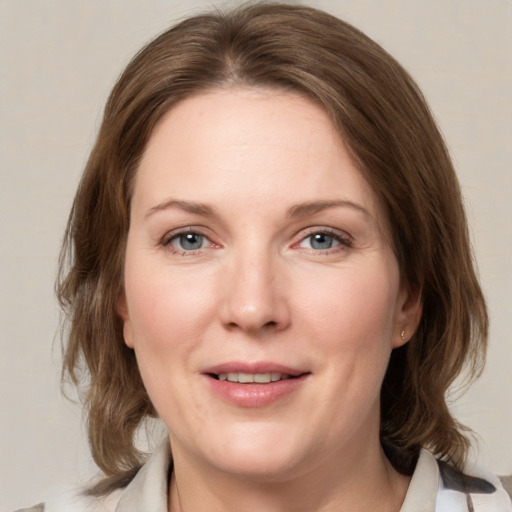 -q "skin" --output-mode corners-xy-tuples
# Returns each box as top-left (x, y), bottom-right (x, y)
(119, 88), (422, 512)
